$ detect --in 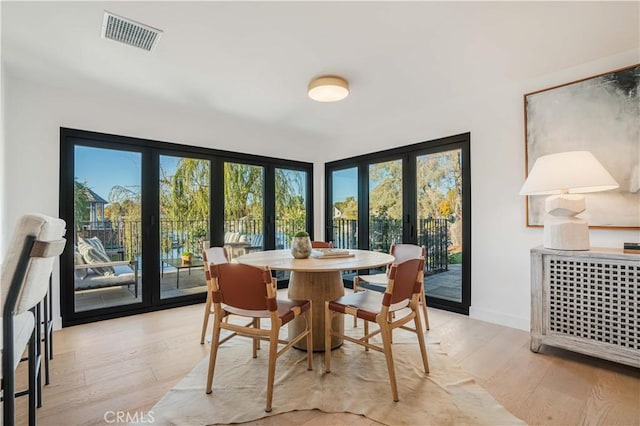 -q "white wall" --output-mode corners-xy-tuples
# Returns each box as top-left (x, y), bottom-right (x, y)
(2, 49), (639, 331)
(323, 49), (640, 330)
(0, 65), (5, 258)
(1, 73), (325, 328)
(0, 2), (5, 258)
